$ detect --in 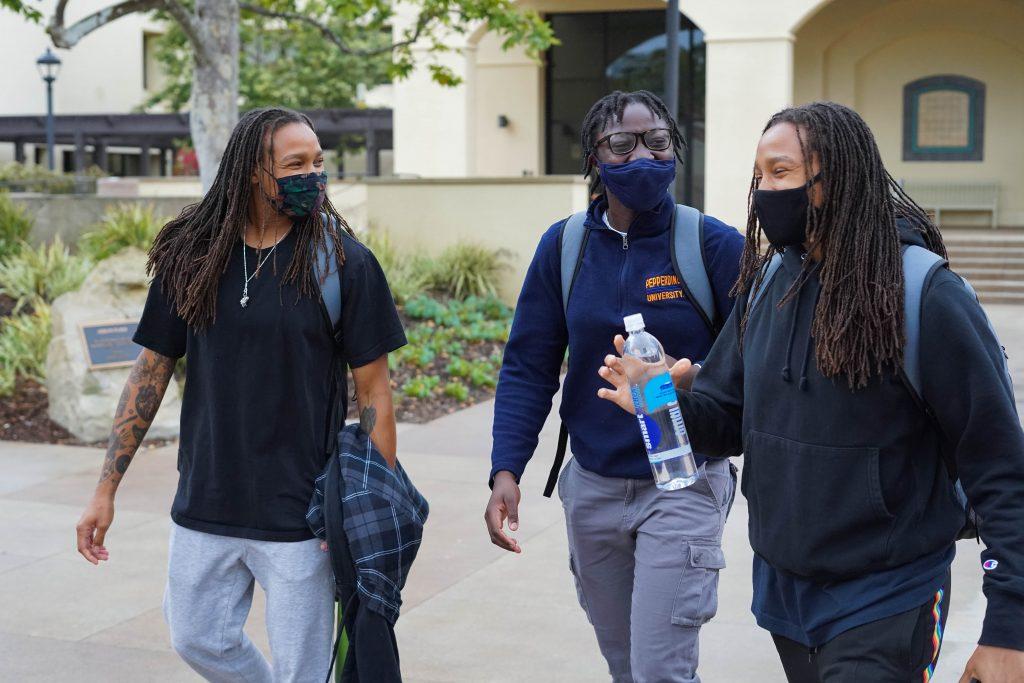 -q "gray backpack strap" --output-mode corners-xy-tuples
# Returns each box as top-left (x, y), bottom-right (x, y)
(559, 212), (589, 315)
(901, 245), (946, 398)
(670, 205), (716, 332)
(747, 254), (783, 312)
(547, 211), (588, 499)
(315, 212), (343, 330)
